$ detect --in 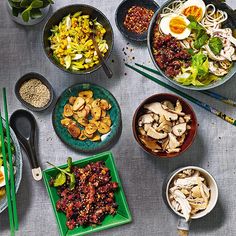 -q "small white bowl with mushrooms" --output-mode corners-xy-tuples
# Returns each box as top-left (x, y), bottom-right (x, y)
(163, 166), (218, 235)
(133, 93), (197, 158)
